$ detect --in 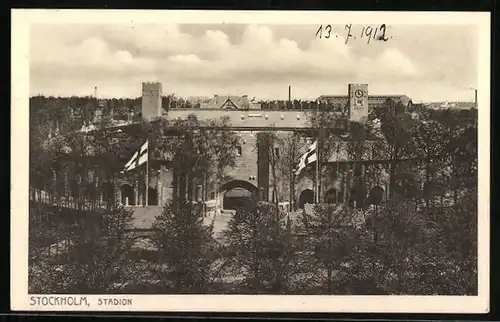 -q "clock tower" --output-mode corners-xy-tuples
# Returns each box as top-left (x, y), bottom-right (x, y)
(348, 84), (369, 122)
